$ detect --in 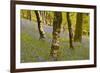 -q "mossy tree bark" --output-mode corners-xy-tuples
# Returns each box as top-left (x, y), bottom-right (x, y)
(66, 12), (74, 49)
(74, 13), (83, 42)
(50, 12), (62, 61)
(27, 10), (31, 20)
(35, 11), (45, 39)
